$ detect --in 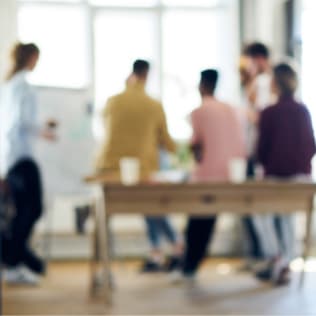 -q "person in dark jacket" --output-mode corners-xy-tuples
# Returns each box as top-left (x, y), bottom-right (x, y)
(254, 63), (316, 286)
